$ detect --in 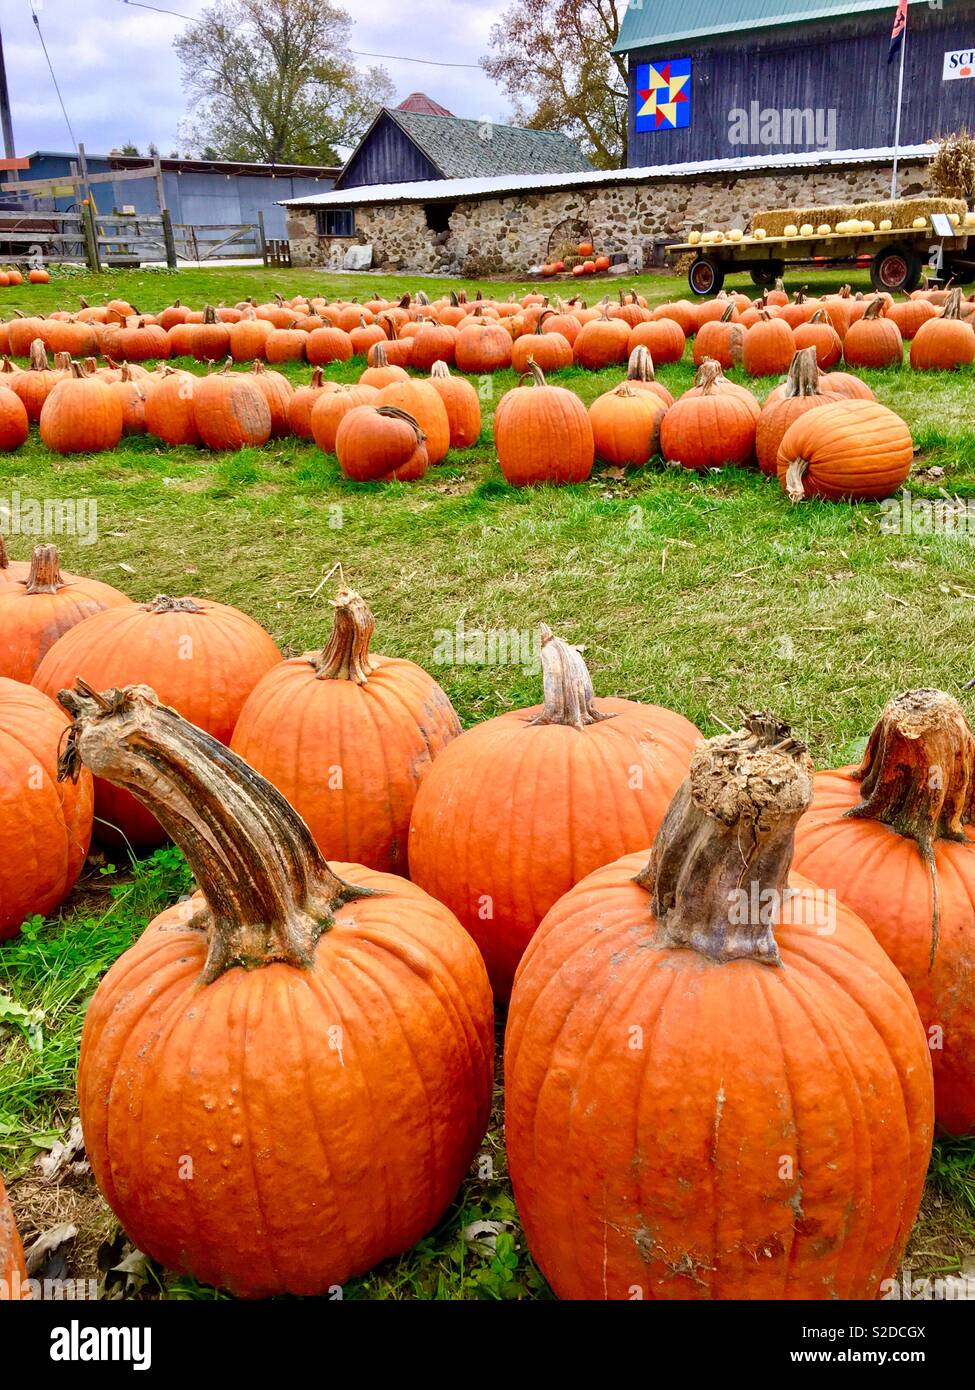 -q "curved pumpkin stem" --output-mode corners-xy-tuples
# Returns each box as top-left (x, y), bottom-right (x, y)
(940, 288), (964, 321)
(693, 358), (725, 395)
(57, 682), (374, 983)
(783, 346), (823, 398)
(637, 713), (814, 965)
(627, 344), (657, 384)
(848, 689), (975, 967)
(28, 339), (49, 372)
(24, 543), (68, 594)
(309, 585), (380, 685)
(784, 456), (810, 504)
(525, 625), (614, 733)
(863, 298), (886, 320)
